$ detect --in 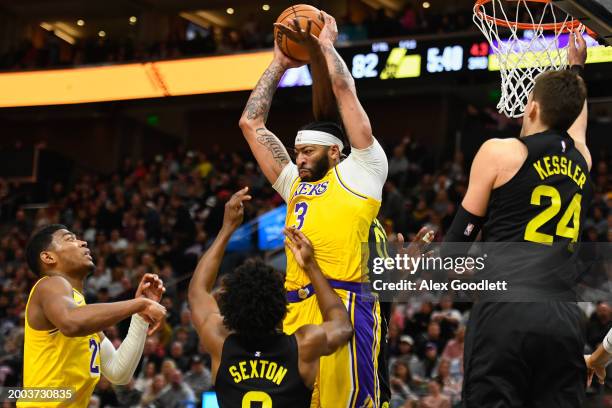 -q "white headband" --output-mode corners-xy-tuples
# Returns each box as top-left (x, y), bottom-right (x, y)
(295, 130), (344, 152)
